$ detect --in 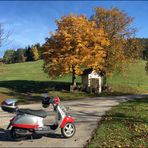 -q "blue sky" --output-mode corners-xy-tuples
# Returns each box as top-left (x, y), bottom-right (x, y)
(0, 1), (148, 58)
